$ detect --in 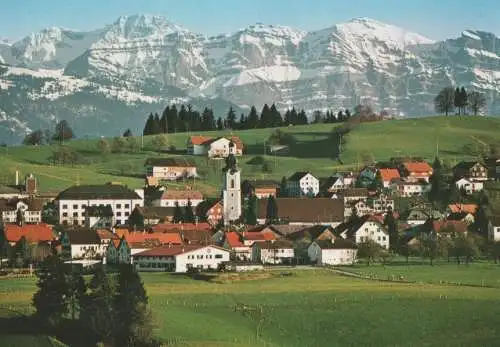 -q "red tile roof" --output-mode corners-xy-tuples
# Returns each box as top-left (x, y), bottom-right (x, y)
(190, 136), (213, 145)
(448, 204), (478, 214)
(225, 232), (244, 248)
(161, 190), (204, 201)
(433, 220), (468, 233)
(125, 232), (183, 245)
(152, 223), (212, 233)
(4, 224), (54, 243)
(96, 229), (113, 240)
(379, 168), (400, 182)
(404, 162), (433, 174)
